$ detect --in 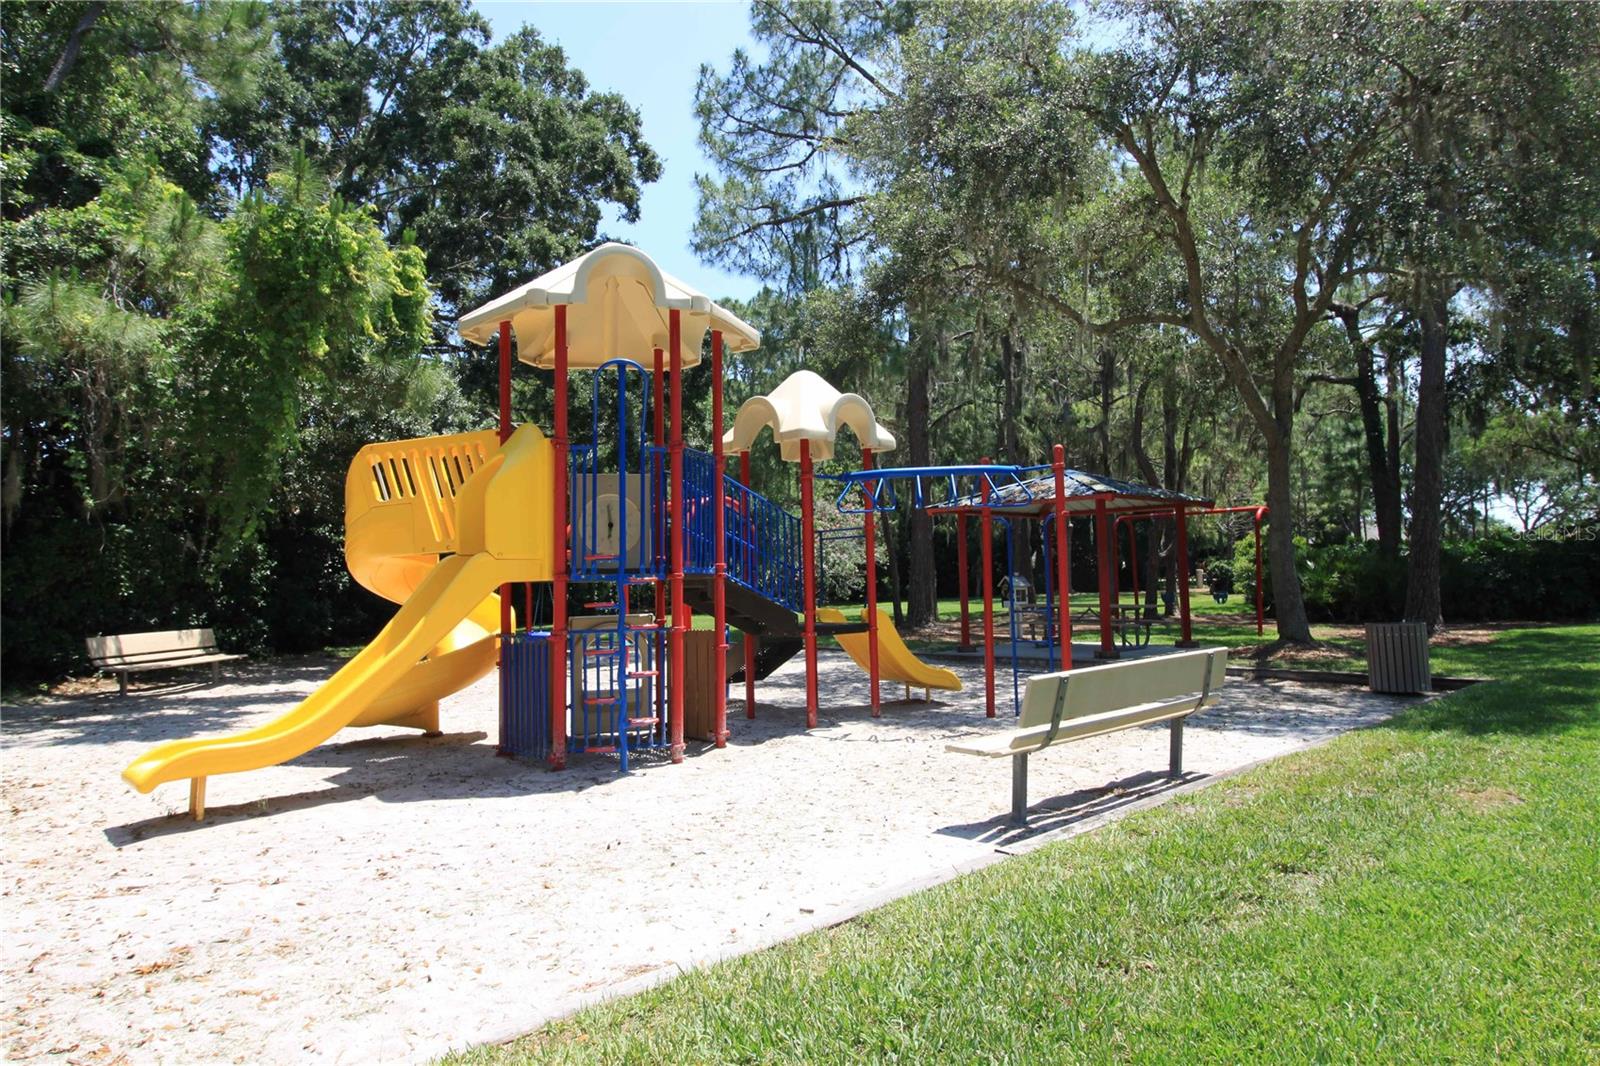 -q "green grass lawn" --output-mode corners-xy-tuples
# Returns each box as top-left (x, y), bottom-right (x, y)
(445, 623), (1600, 1063)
